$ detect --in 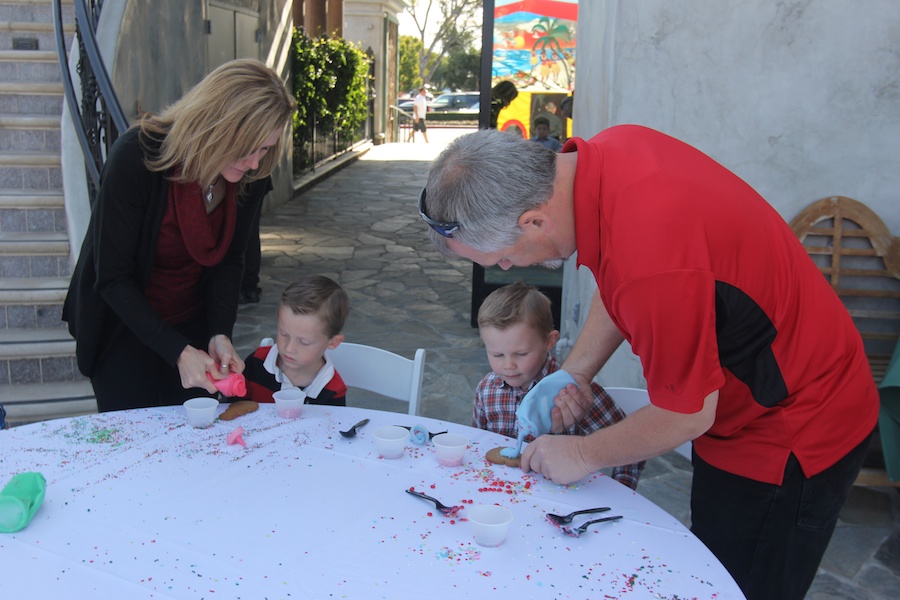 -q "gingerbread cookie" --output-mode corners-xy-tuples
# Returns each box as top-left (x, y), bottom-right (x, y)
(486, 446), (521, 468)
(219, 400), (259, 421)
